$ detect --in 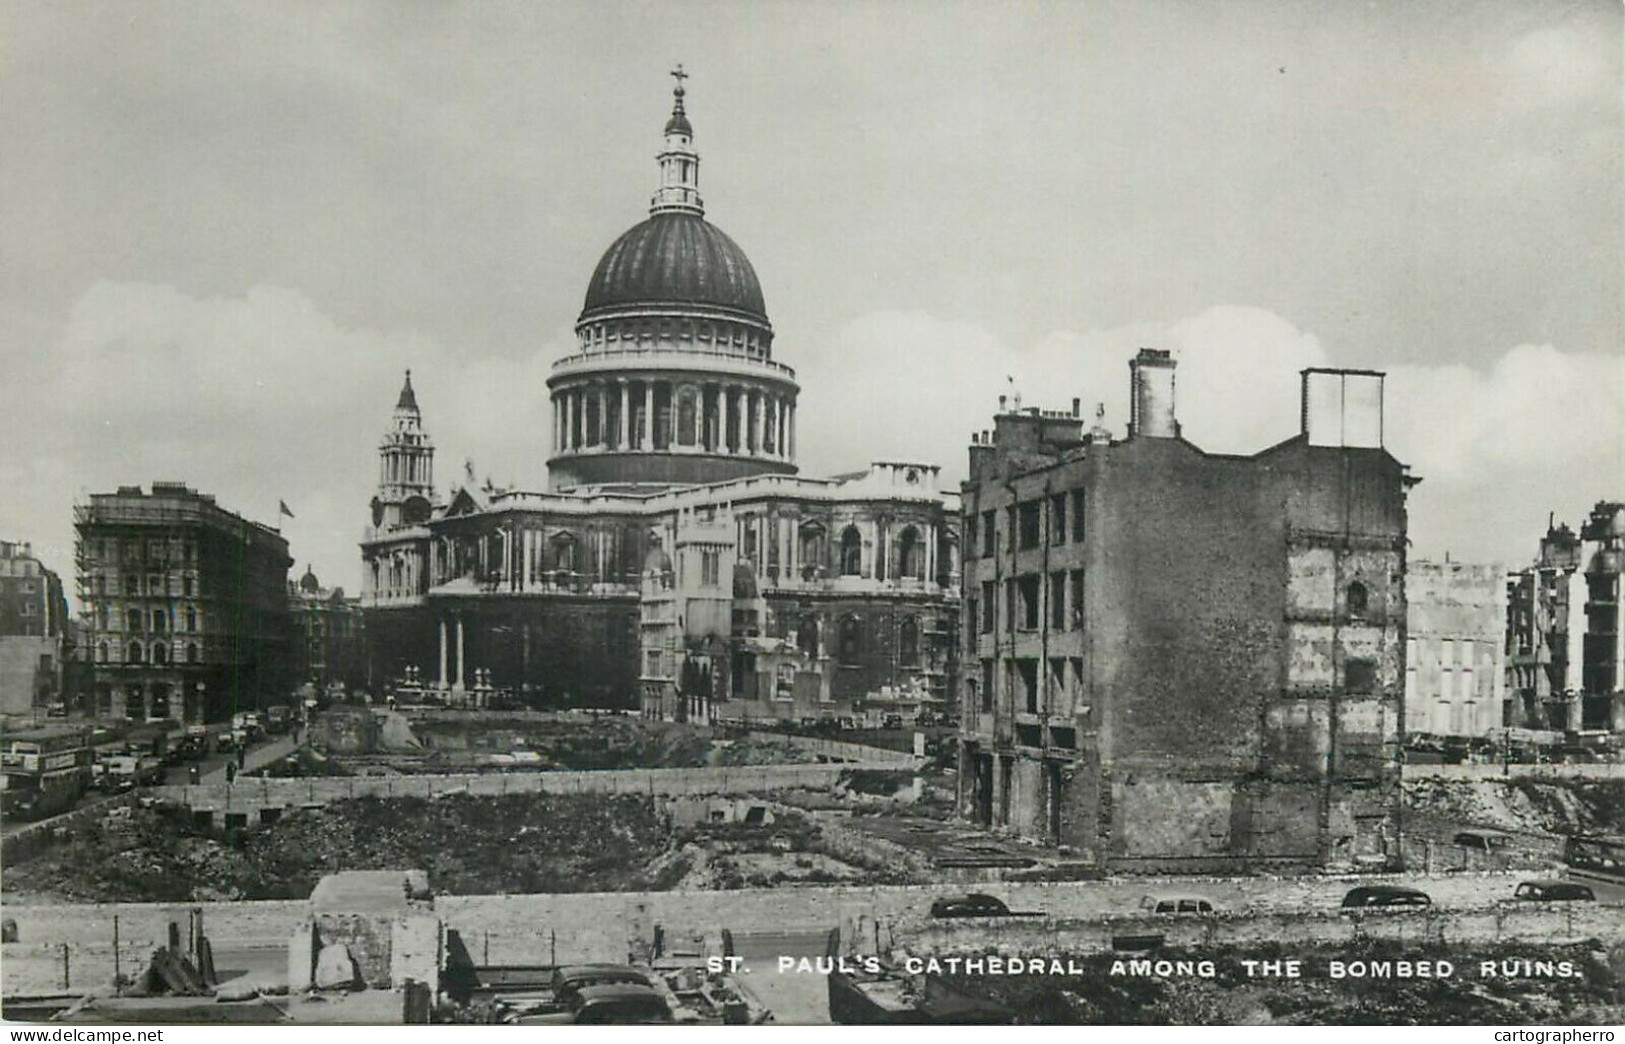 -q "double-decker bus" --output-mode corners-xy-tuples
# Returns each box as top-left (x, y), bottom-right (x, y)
(1562, 834), (1625, 900)
(0, 727), (95, 821)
